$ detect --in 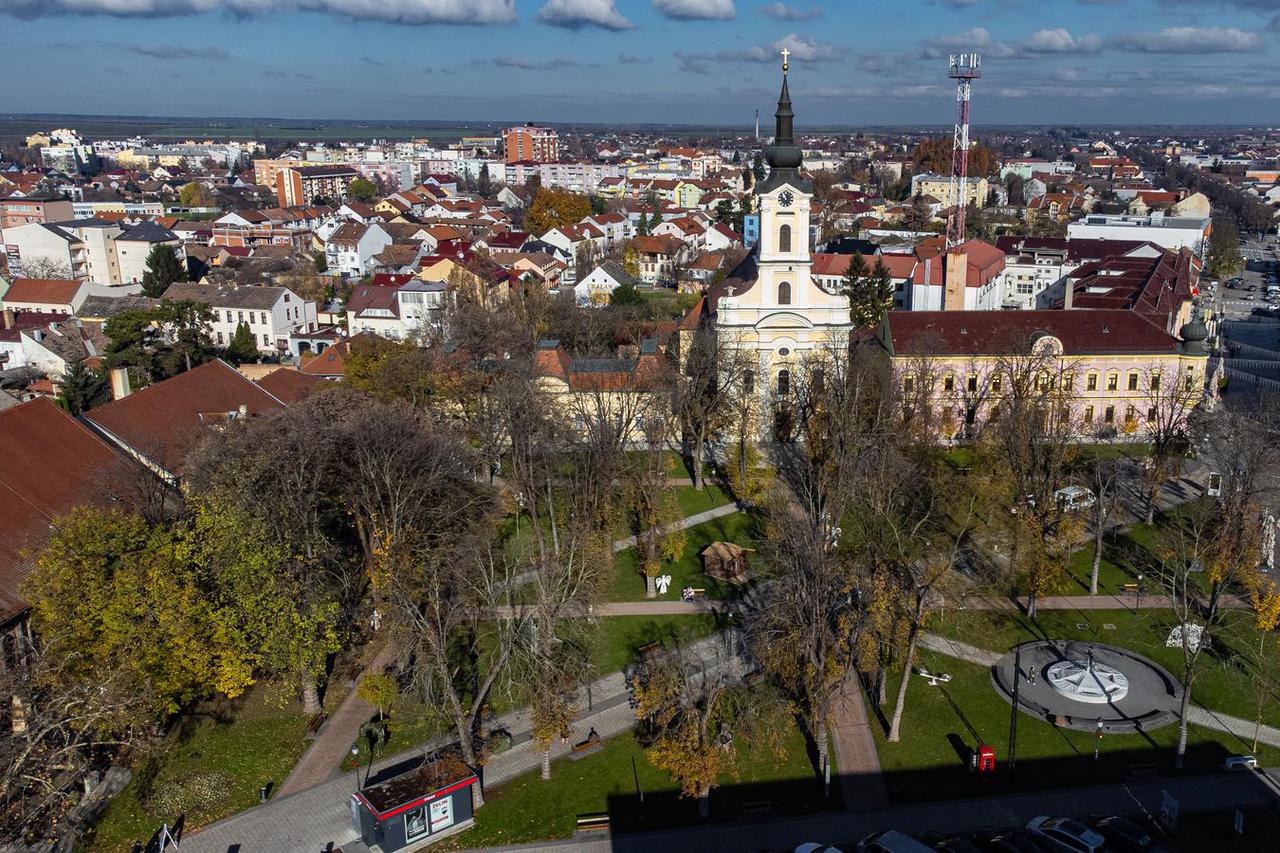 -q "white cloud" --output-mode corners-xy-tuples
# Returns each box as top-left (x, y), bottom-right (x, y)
(1021, 28), (1101, 54)
(1112, 26), (1262, 53)
(760, 2), (821, 19)
(920, 27), (1014, 59)
(765, 32), (845, 62)
(0, 0), (517, 23)
(536, 0), (632, 30)
(653, 0), (734, 20)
